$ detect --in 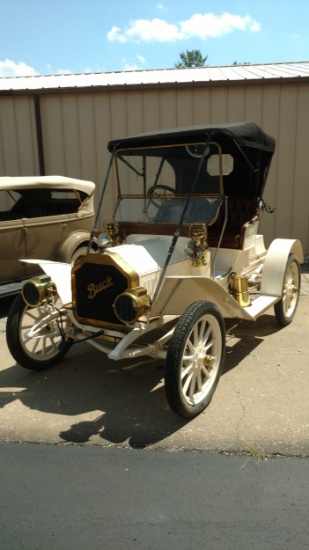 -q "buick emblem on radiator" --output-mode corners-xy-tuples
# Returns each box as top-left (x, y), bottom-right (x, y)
(87, 276), (114, 299)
